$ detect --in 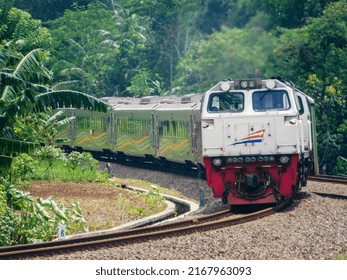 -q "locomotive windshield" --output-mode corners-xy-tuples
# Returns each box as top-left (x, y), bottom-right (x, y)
(208, 92), (244, 112)
(252, 90), (290, 111)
